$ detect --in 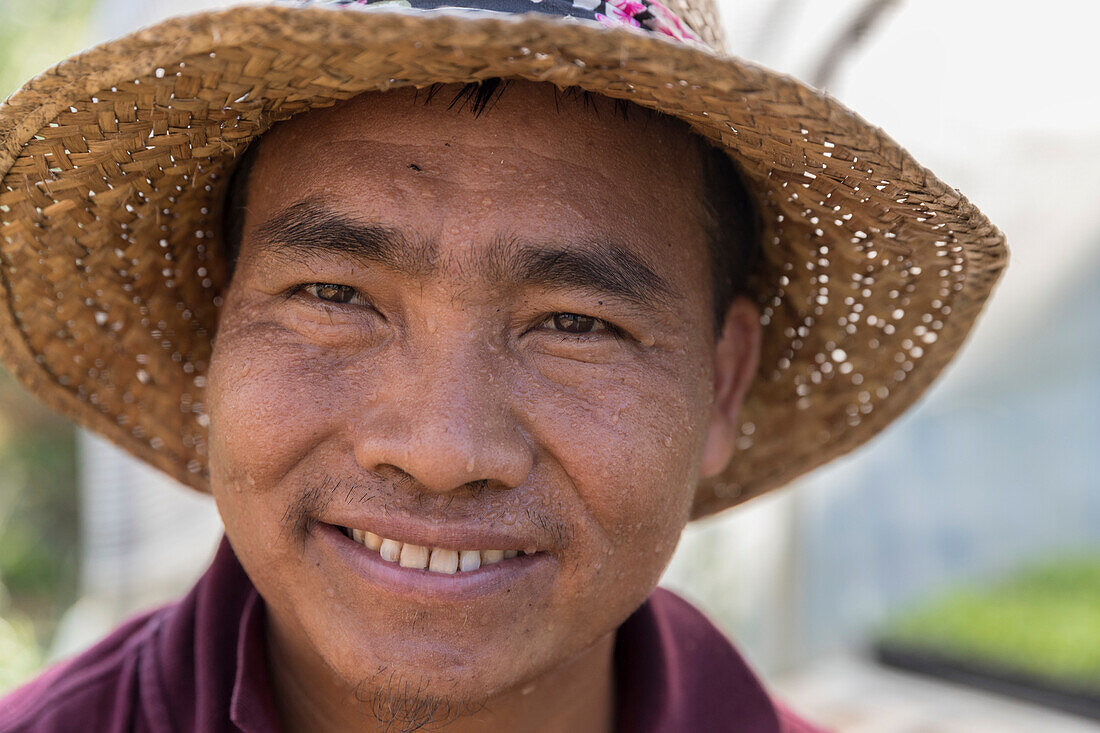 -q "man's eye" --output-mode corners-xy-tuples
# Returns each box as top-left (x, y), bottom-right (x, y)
(296, 283), (365, 306)
(544, 313), (611, 335)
